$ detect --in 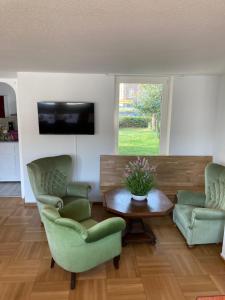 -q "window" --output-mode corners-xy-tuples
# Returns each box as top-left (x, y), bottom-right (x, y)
(115, 76), (171, 155)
